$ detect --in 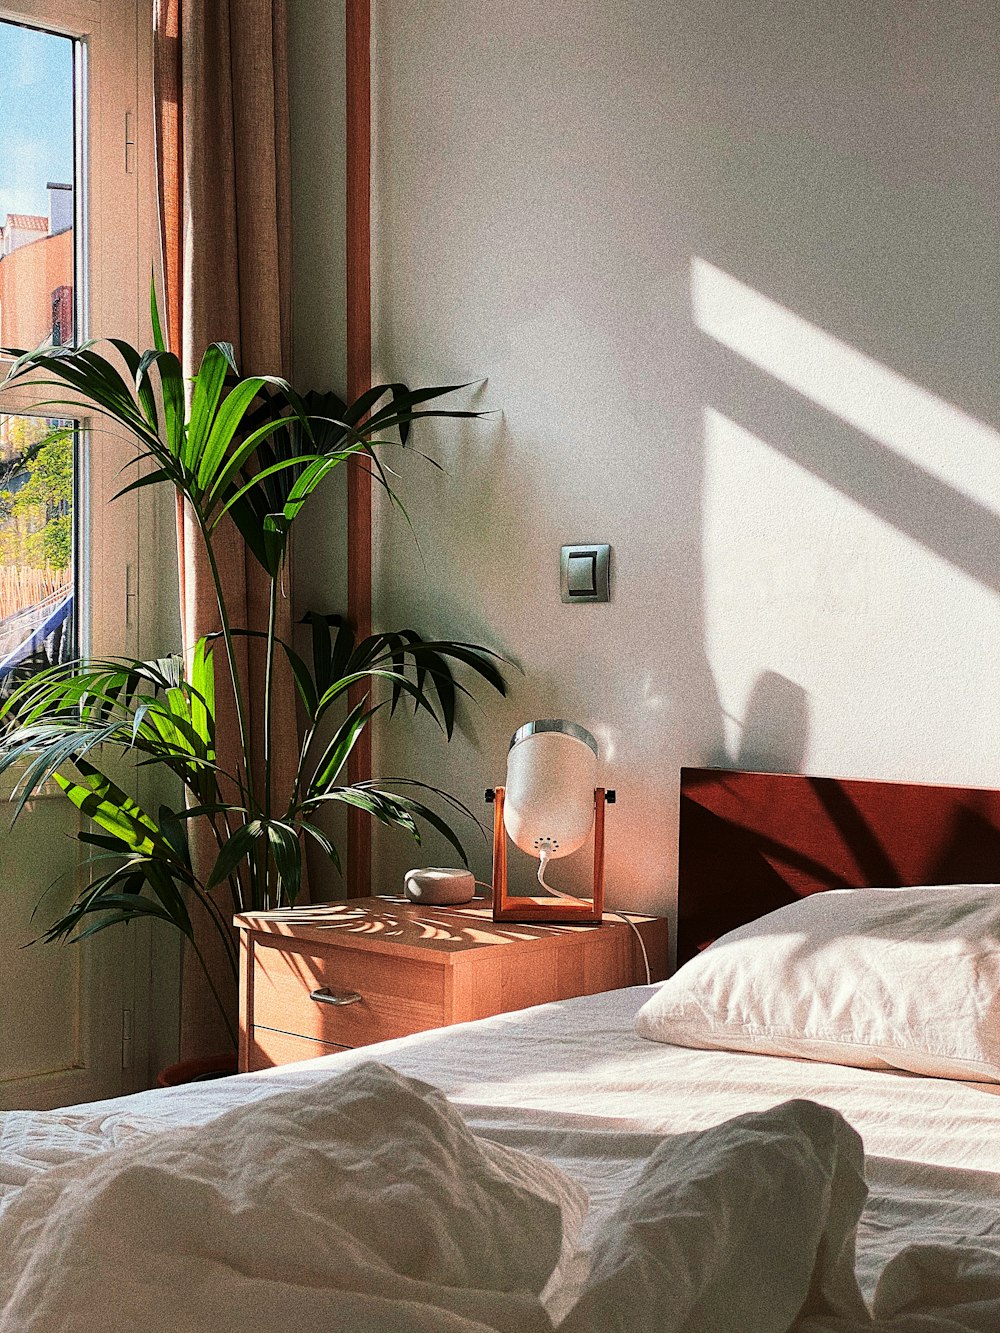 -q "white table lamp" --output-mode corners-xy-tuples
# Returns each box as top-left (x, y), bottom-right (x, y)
(488, 720), (613, 924)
